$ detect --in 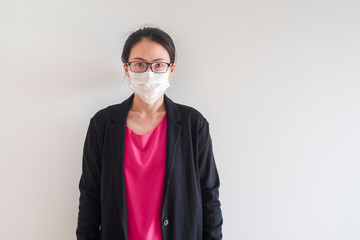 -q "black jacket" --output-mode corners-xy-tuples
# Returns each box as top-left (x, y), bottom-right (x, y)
(76, 93), (223, 240)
